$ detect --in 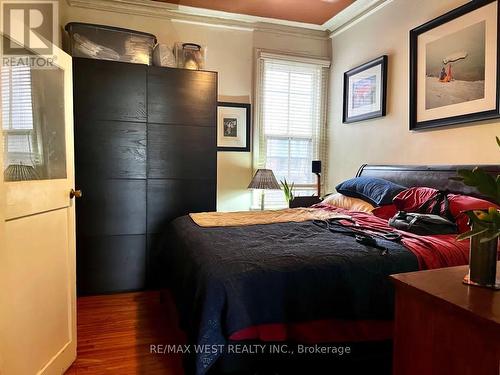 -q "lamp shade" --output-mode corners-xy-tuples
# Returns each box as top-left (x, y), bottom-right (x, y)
(4, 164), (40, 181)
(248, 169), (281, 190)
